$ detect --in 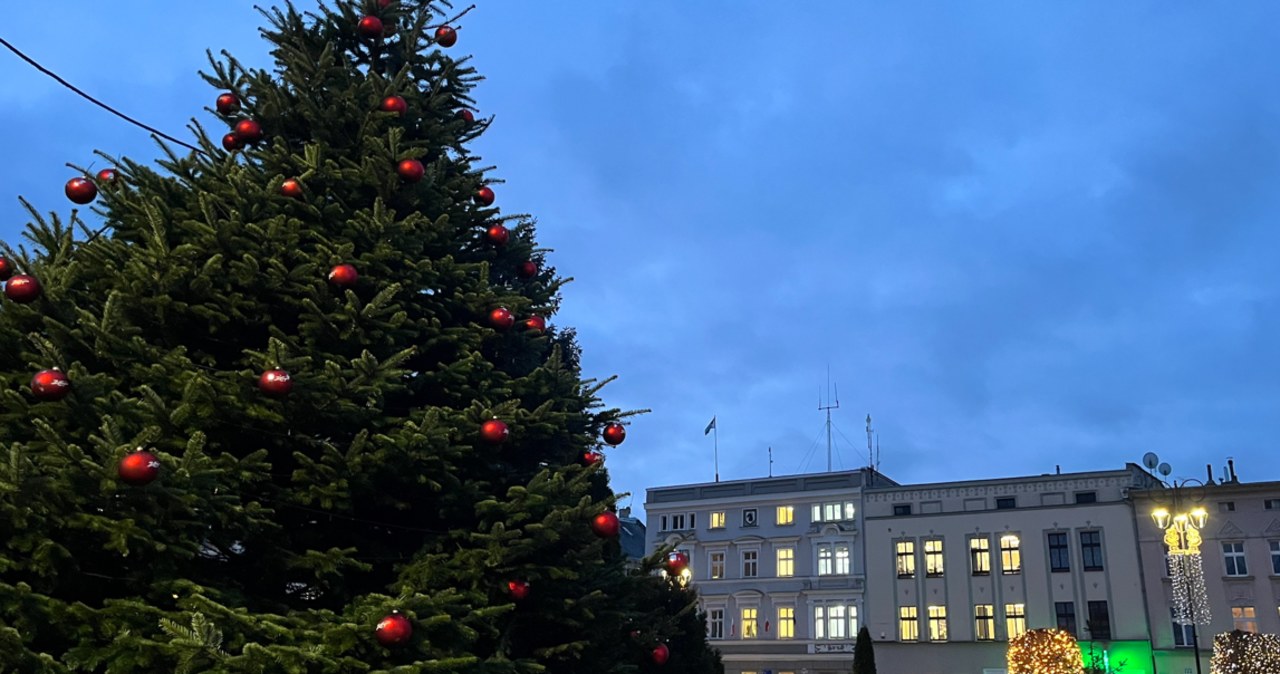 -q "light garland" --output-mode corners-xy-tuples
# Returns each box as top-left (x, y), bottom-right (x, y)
(1170, 552), (1211, 626)
(1007, 628), (1085, 674)
(1211, 630), (1280, 674)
